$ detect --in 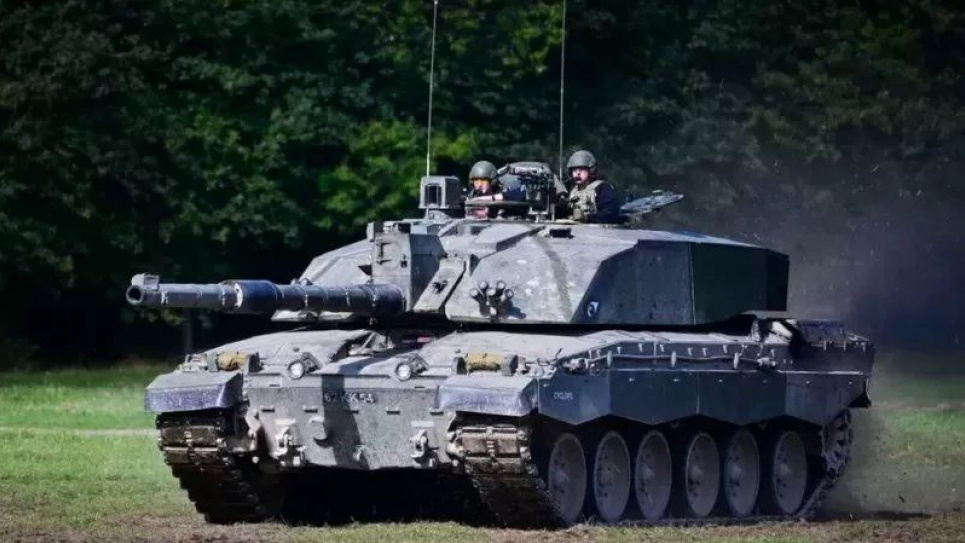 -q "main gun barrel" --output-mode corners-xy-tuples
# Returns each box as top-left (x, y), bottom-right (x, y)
(126, 274), (405, 317)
